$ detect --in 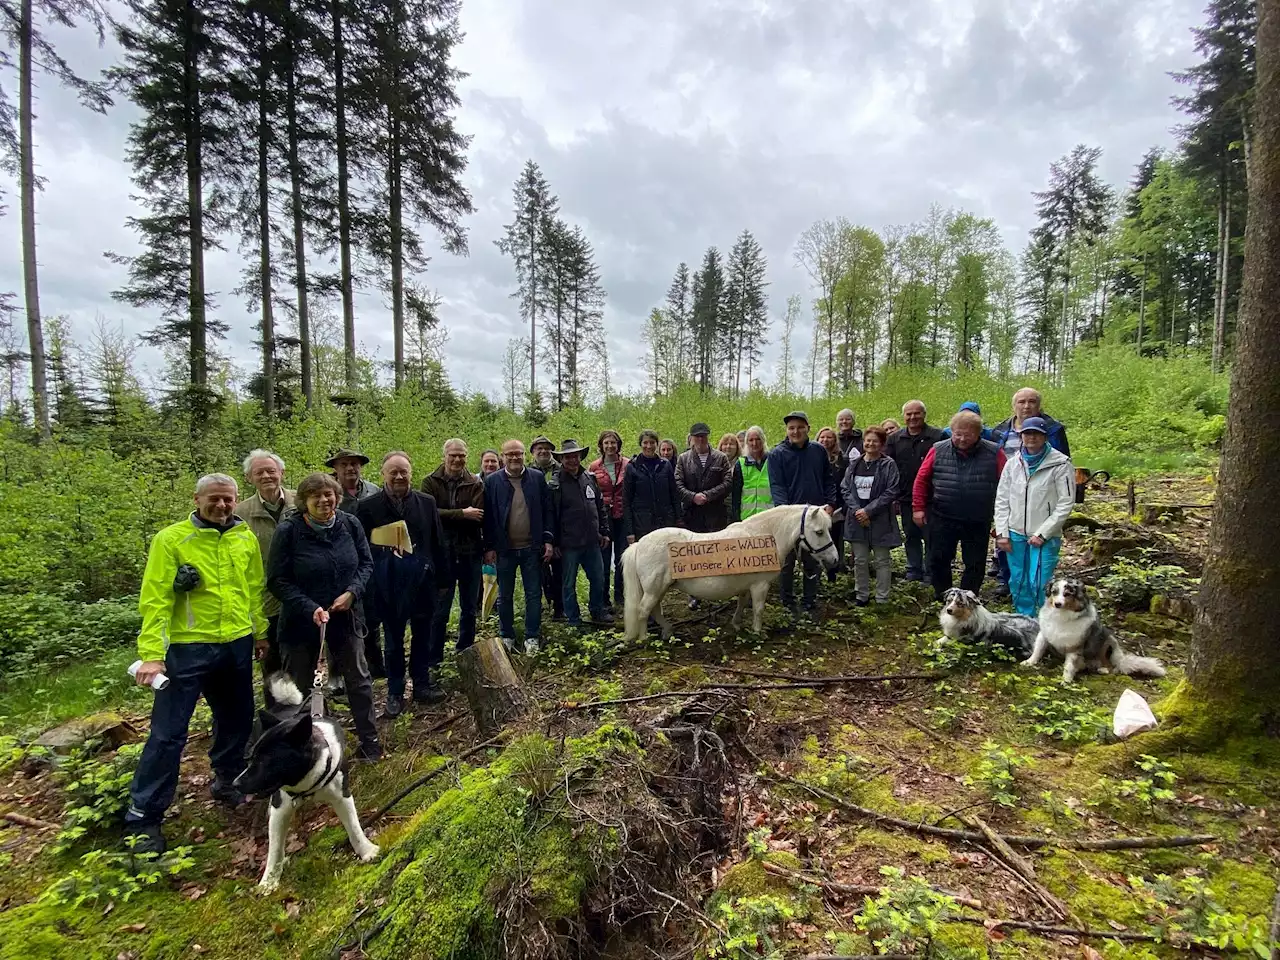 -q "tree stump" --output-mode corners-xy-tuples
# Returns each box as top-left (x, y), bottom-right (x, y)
(456, 638), (533, 736)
